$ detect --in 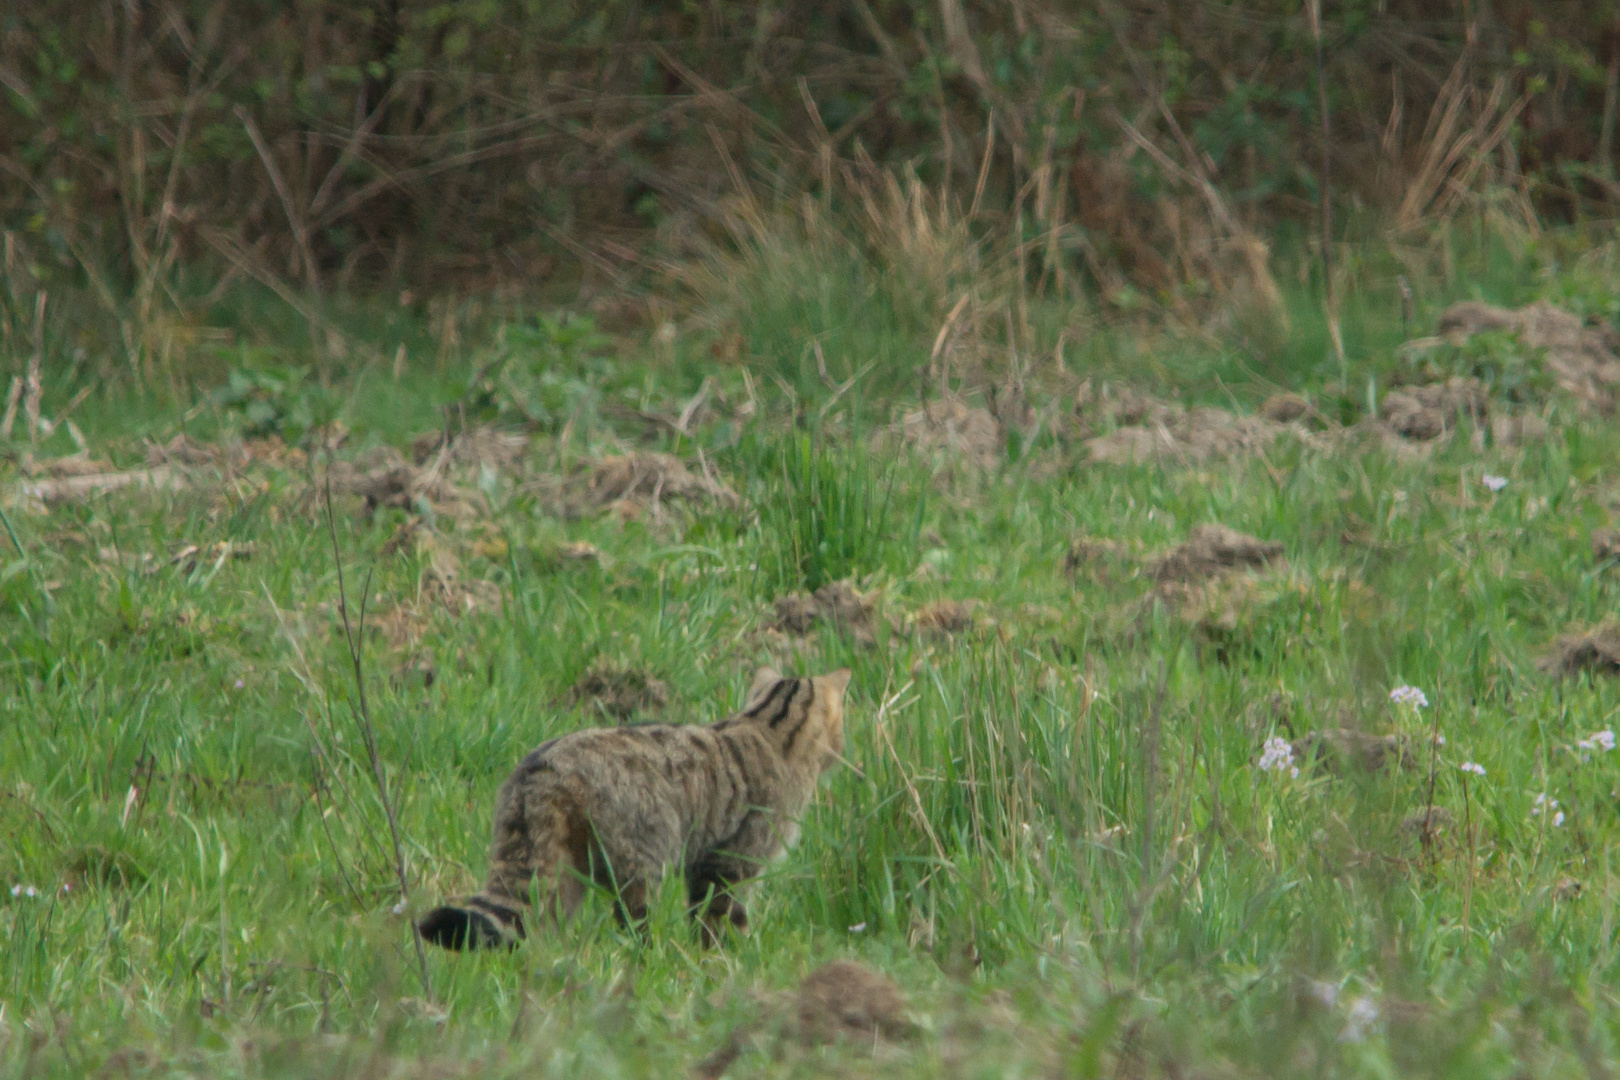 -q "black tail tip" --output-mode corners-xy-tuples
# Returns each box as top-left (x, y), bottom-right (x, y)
(418, 905), (510, 951)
